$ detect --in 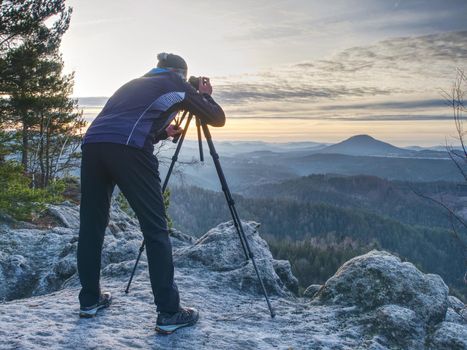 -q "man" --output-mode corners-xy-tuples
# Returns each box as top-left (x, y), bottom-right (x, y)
(77, 52), (225, 334)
